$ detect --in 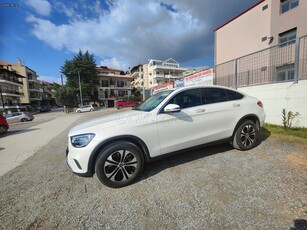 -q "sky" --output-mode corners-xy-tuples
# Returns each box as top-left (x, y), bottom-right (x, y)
(0, 0), (259, 84)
